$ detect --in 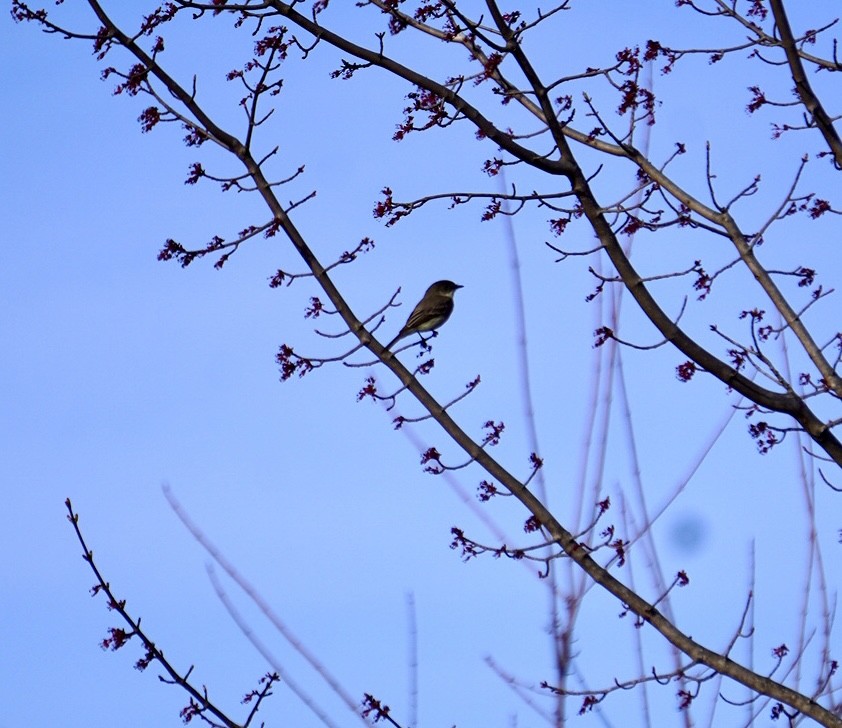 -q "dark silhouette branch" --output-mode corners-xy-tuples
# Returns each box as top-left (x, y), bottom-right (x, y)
(769, 0), (842, 169)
